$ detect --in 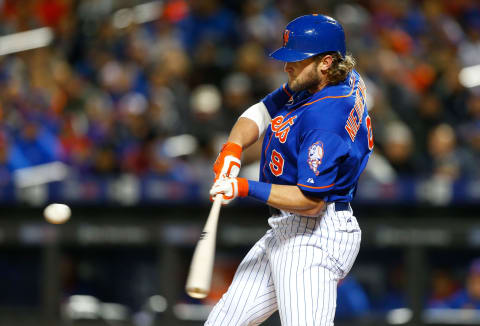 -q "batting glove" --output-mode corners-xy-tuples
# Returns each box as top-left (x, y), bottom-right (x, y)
(213, 142), (242, 180)
(210, 177), (249, 205)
